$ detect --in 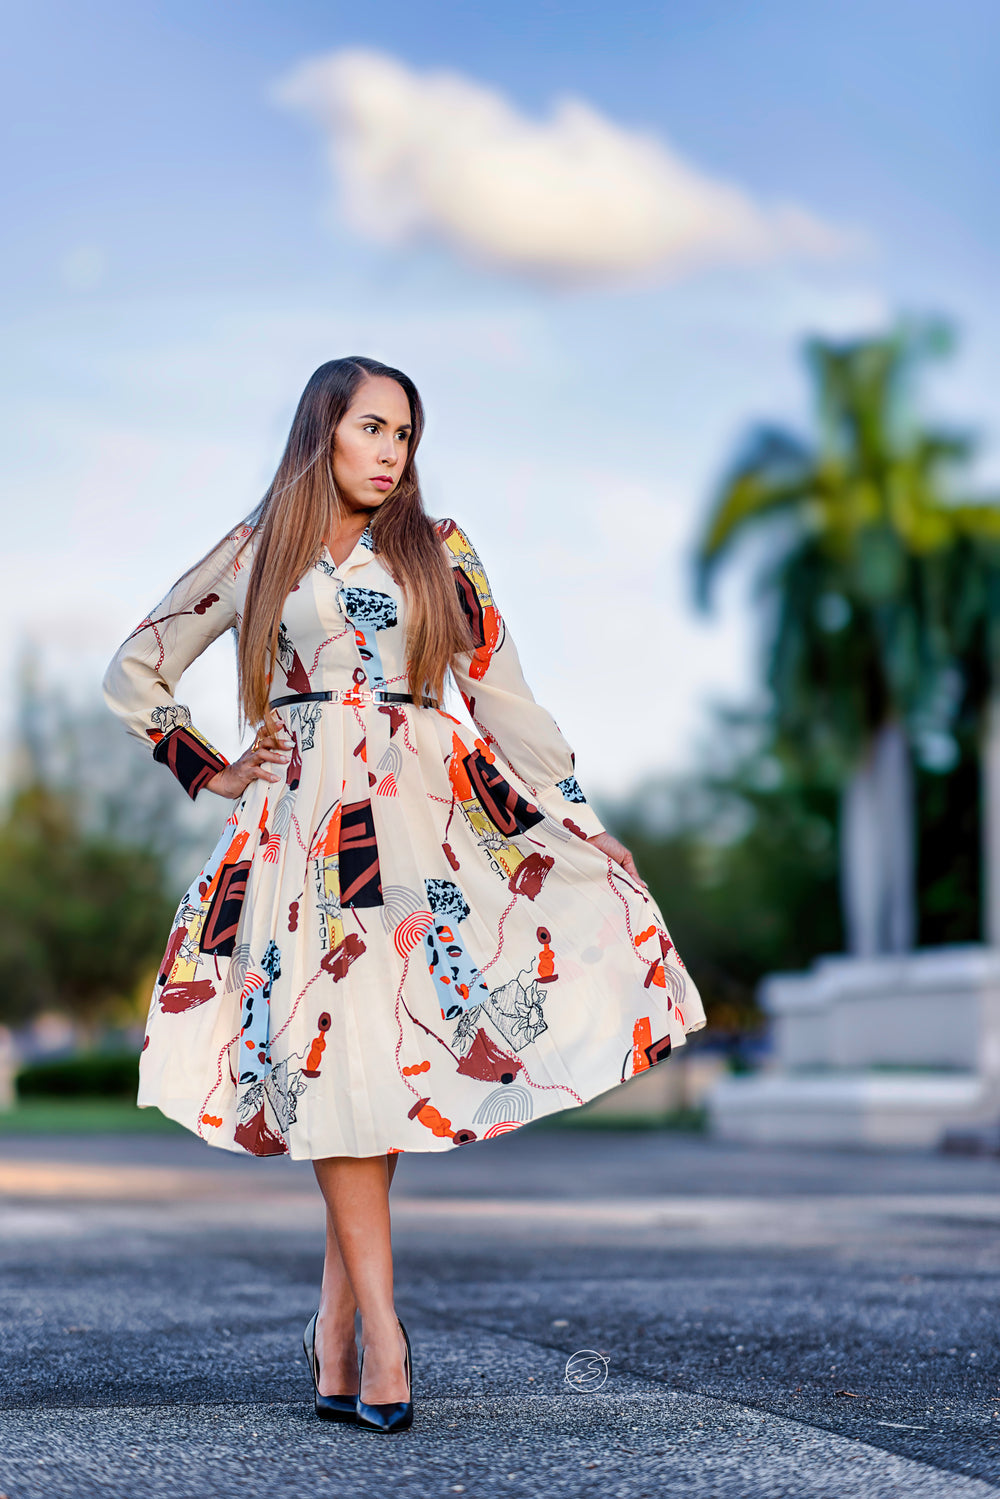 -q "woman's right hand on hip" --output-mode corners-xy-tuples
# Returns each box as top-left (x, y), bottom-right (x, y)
(204, 727), (293, 798)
